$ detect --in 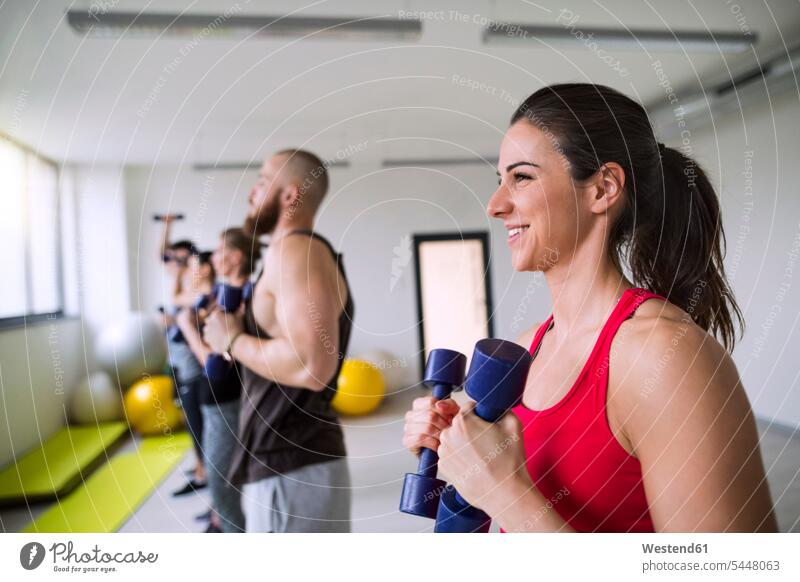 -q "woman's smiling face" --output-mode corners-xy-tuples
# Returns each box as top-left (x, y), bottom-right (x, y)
(488, 120), (591, 273)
